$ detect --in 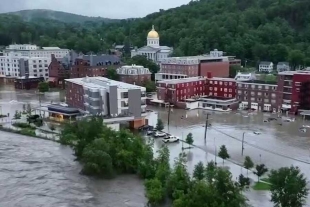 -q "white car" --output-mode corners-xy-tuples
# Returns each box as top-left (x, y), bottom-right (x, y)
(162, 136), (180, 143)
(146, 130), (154, 135)
(154, 131), (166, 137)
